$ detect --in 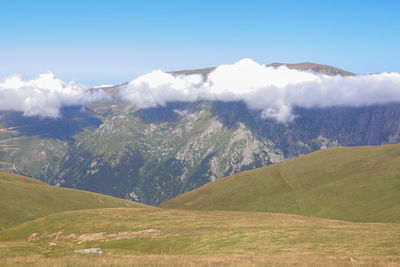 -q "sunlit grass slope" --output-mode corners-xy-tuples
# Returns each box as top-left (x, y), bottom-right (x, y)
(0, 208), (399, 259)
(161, 144), (400, 222)
(0, 171), (146, 229)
